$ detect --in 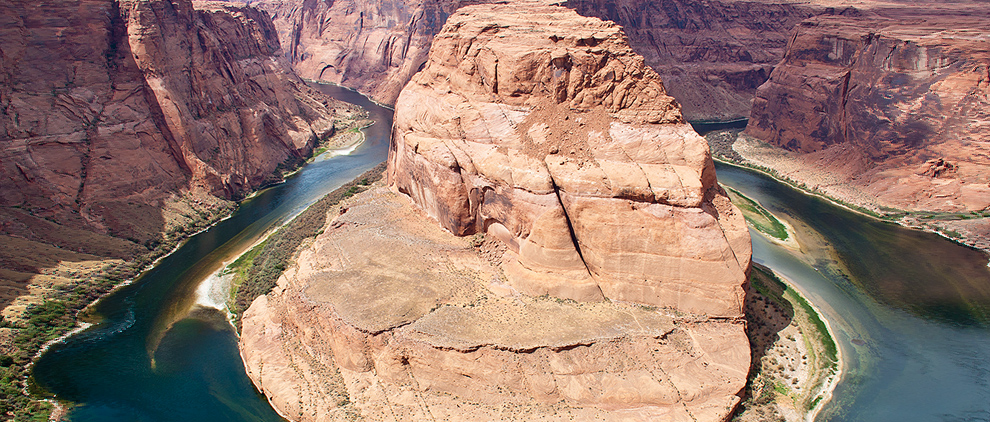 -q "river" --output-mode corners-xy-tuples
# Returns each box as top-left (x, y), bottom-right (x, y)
(31, 91), (990, 420)
(716, 162), (990, 421)
(31, 83), (392, 421)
